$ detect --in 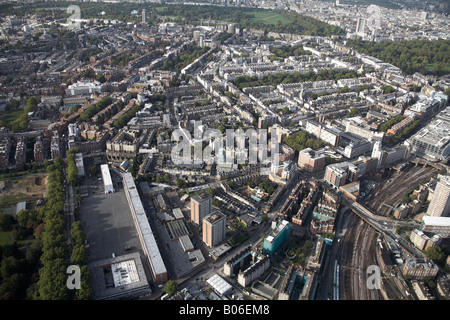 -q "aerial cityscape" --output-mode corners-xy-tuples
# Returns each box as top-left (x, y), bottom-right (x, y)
(0, 0), (449, 305)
